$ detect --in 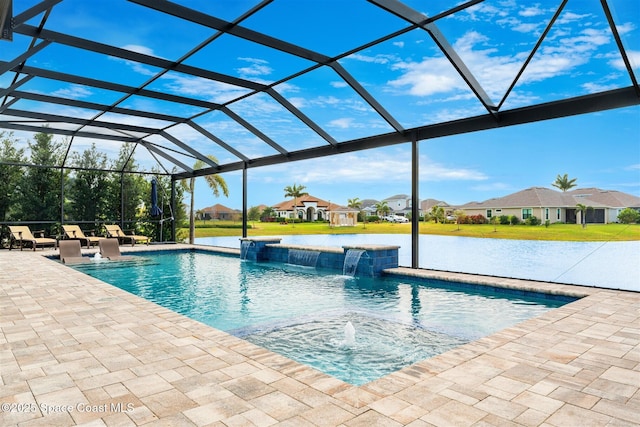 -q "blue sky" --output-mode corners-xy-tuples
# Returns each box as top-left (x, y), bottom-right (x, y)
(3, 0), (639, 210)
